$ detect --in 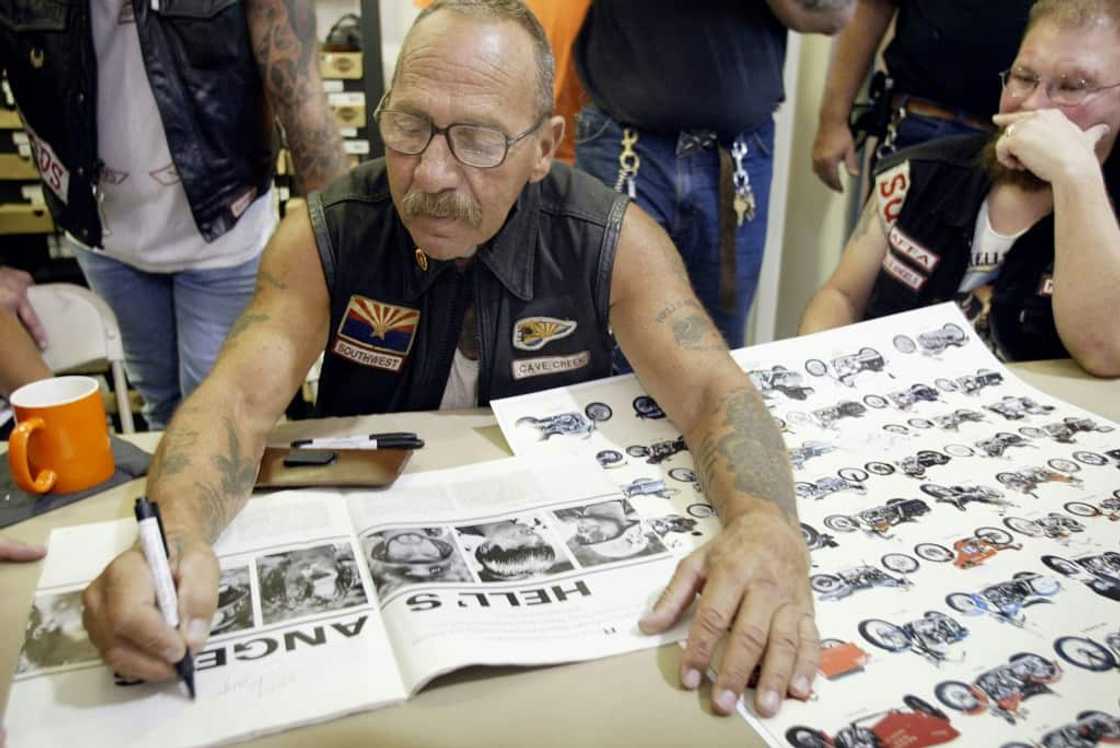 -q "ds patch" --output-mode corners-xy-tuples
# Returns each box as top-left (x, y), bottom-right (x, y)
(333, 295), (419, 372)
(513, 316), (577, 351)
